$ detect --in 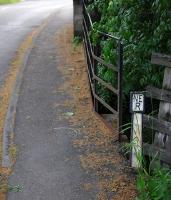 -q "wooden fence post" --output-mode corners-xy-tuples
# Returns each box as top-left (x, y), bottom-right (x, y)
(142, 53), (171, 166)
(151, 53), (171, 153)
